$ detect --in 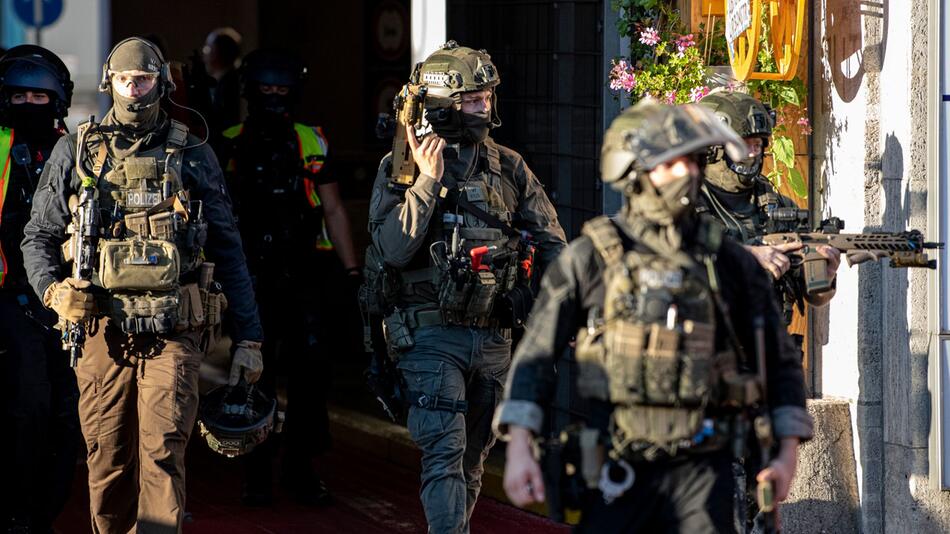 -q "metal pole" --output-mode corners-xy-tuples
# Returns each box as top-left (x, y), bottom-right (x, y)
(33, 0), (42, 46)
